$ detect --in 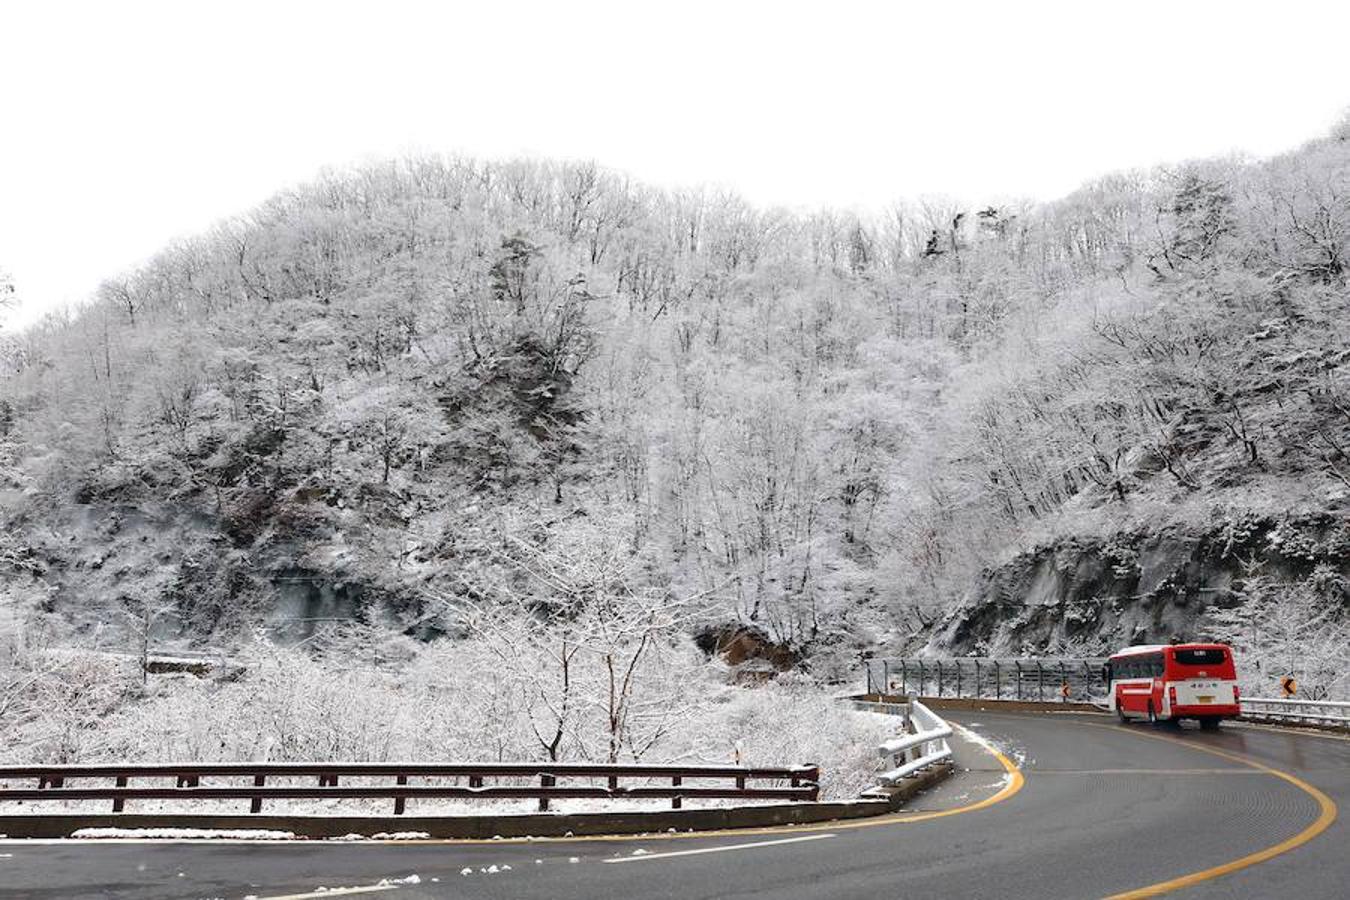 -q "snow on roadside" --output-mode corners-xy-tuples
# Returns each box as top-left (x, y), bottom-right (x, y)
(69, 827), (296, 840)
